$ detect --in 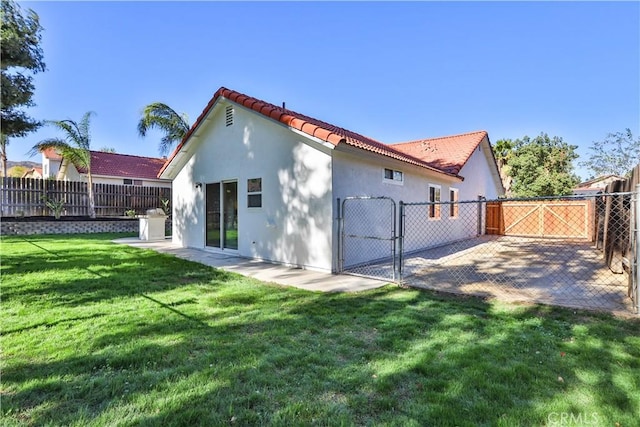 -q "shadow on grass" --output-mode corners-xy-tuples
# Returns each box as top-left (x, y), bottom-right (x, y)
(2, 312), (109, 335)
(1, 234), (237, 308)
(2, 234), (639, 426)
